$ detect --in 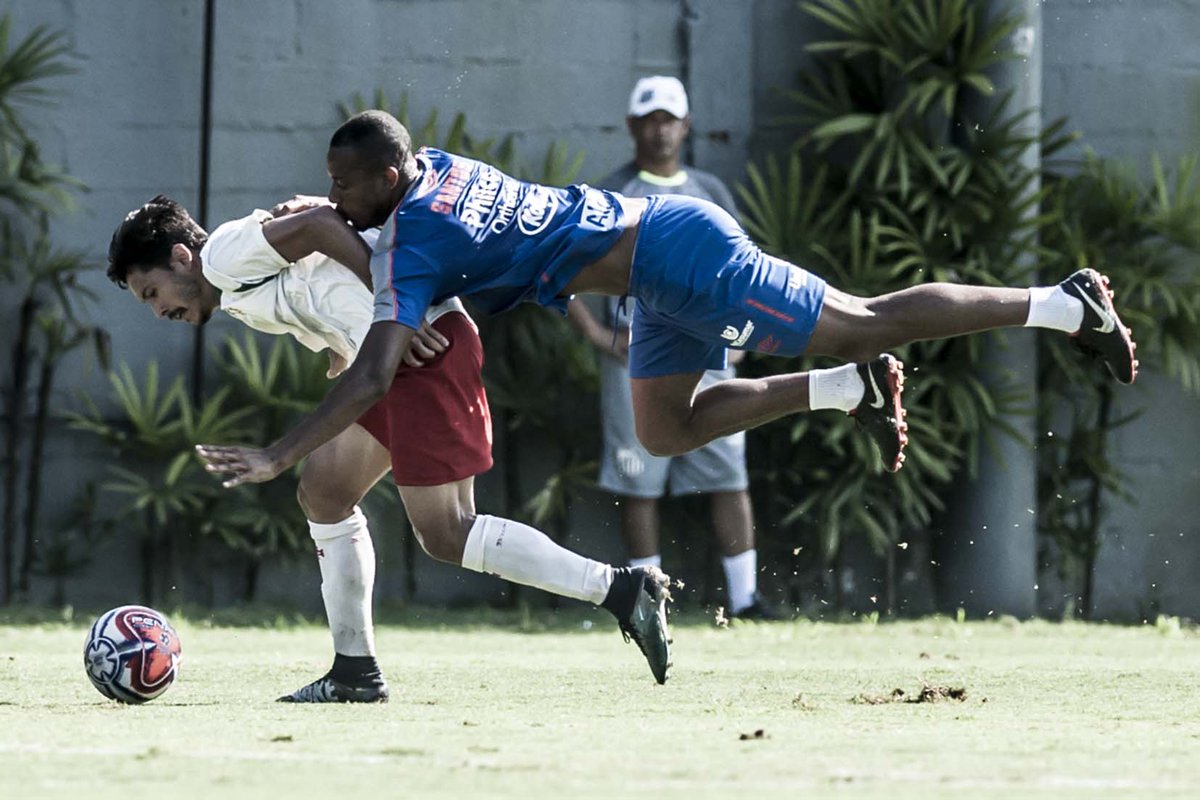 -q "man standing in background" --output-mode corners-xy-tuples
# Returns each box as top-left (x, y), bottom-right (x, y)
(568, 76), (777, 620)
